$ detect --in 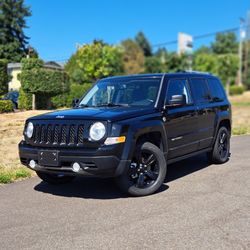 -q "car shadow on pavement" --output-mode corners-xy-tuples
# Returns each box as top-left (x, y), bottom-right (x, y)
(34, 153), (210, 199)
(34, 178), (169, 199)
(165, 153), (210, 183)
